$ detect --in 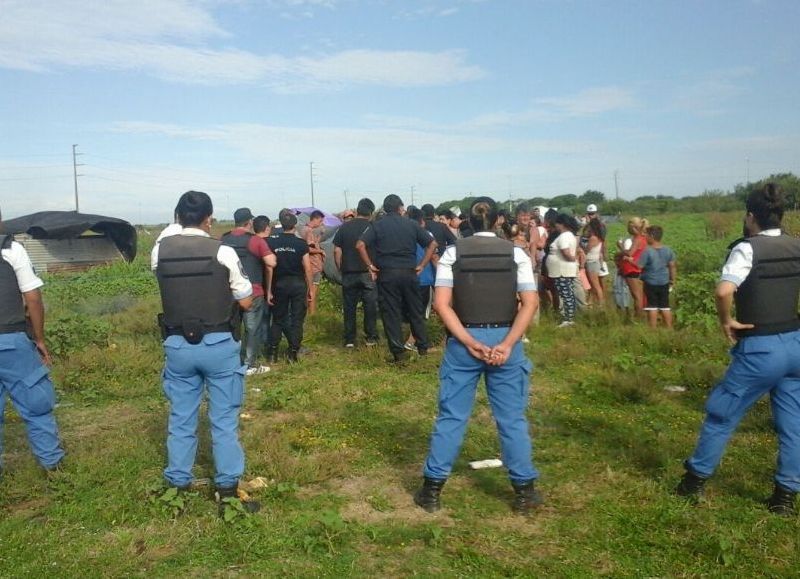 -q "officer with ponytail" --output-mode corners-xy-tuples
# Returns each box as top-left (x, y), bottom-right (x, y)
(414, 196), (543, 516)
(152, 191), (260, 515)
(677, 183), (800, 515)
